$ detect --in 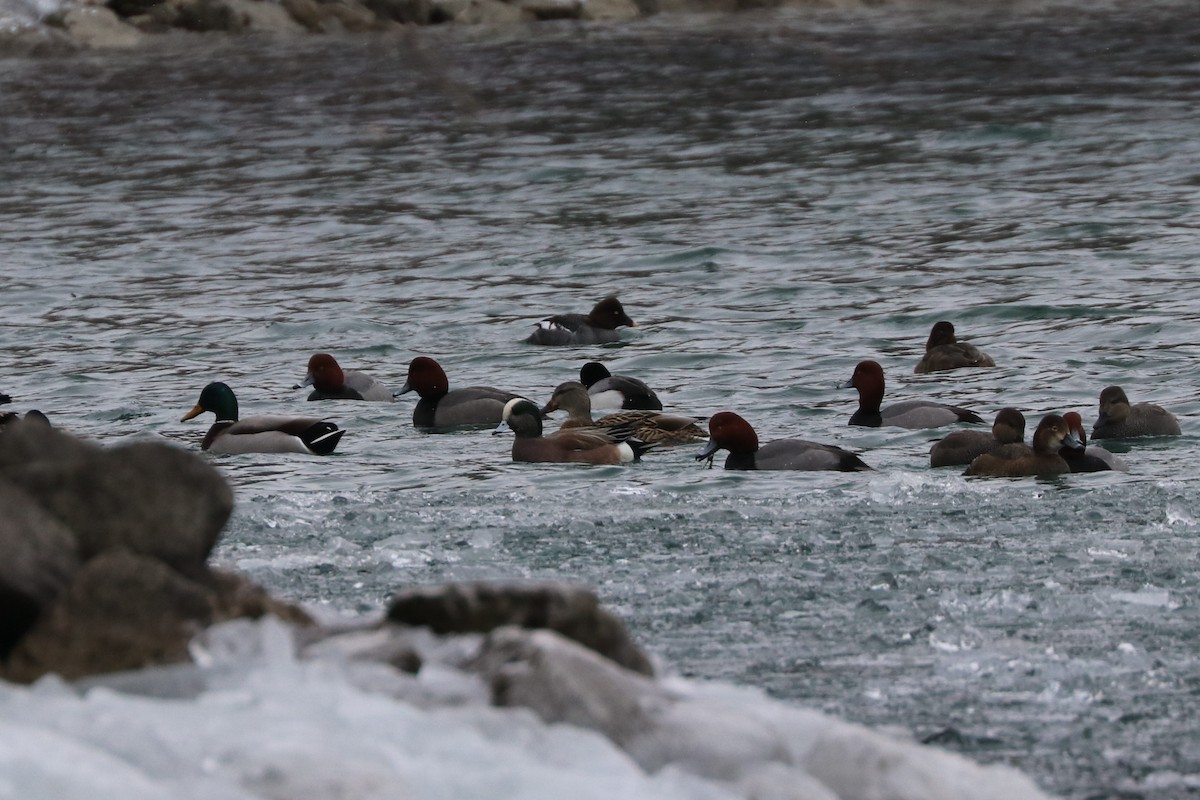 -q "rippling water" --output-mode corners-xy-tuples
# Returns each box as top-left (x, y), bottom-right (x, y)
(4, 2), (1200, 797)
